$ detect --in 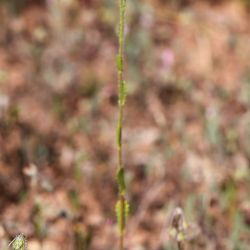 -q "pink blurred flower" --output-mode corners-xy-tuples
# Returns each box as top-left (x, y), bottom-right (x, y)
(161, 48), (175, 70)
